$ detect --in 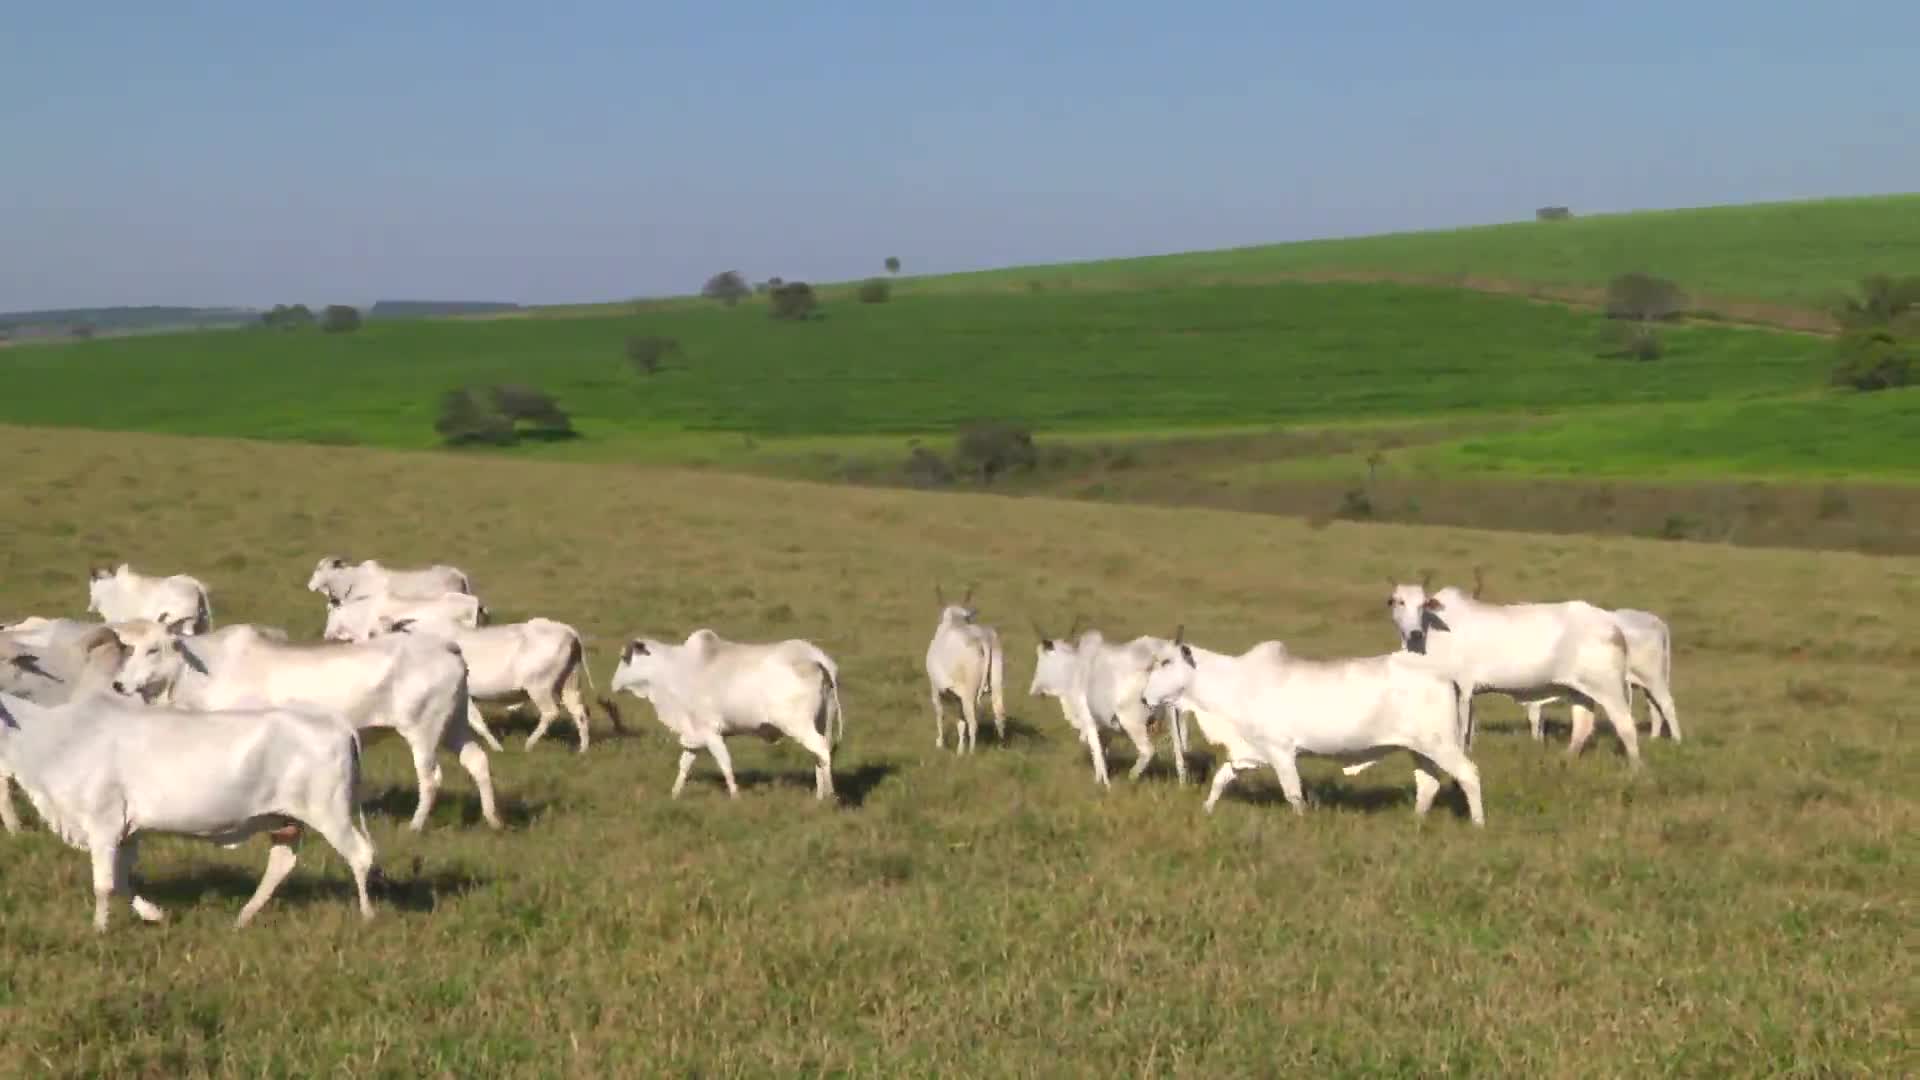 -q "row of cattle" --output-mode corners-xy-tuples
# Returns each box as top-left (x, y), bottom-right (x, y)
(0, 558), (1680, 932)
